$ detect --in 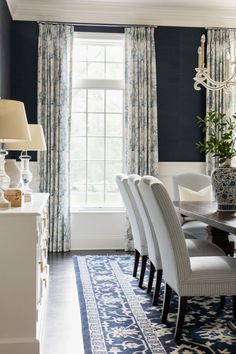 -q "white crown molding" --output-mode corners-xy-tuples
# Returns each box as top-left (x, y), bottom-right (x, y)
(5, 0), (18, 18)
(5, 1), (236, 28)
